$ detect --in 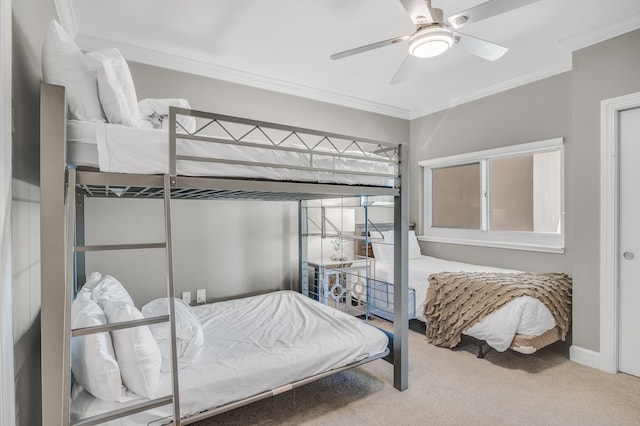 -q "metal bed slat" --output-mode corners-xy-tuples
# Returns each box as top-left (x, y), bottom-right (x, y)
(175, 133), (398, 164)
(71, 315), (170, 337)
(70, 396), (174, 426)
(74, 171), (398, 201)
(176, 155), (398, 178)
(74, 242), (166, 252)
